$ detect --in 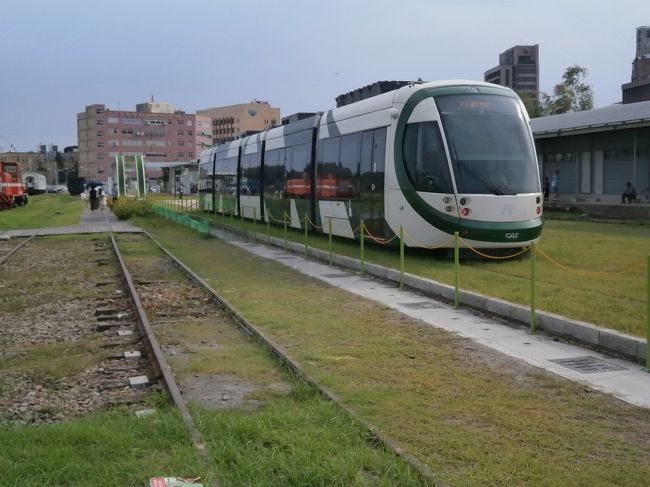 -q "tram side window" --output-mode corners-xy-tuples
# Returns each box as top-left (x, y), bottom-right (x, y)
(403, 122), (453, 193)
(360, 128), (387, 193)
(219, 156), (238, 195)
(285, 143), (311, 199)
(288, 143), (310, 176)
(264, 148), (287, 197)
(241, 153), (261, 195)
(198, 164), (213, 193)
(338, 133), (360, 198)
